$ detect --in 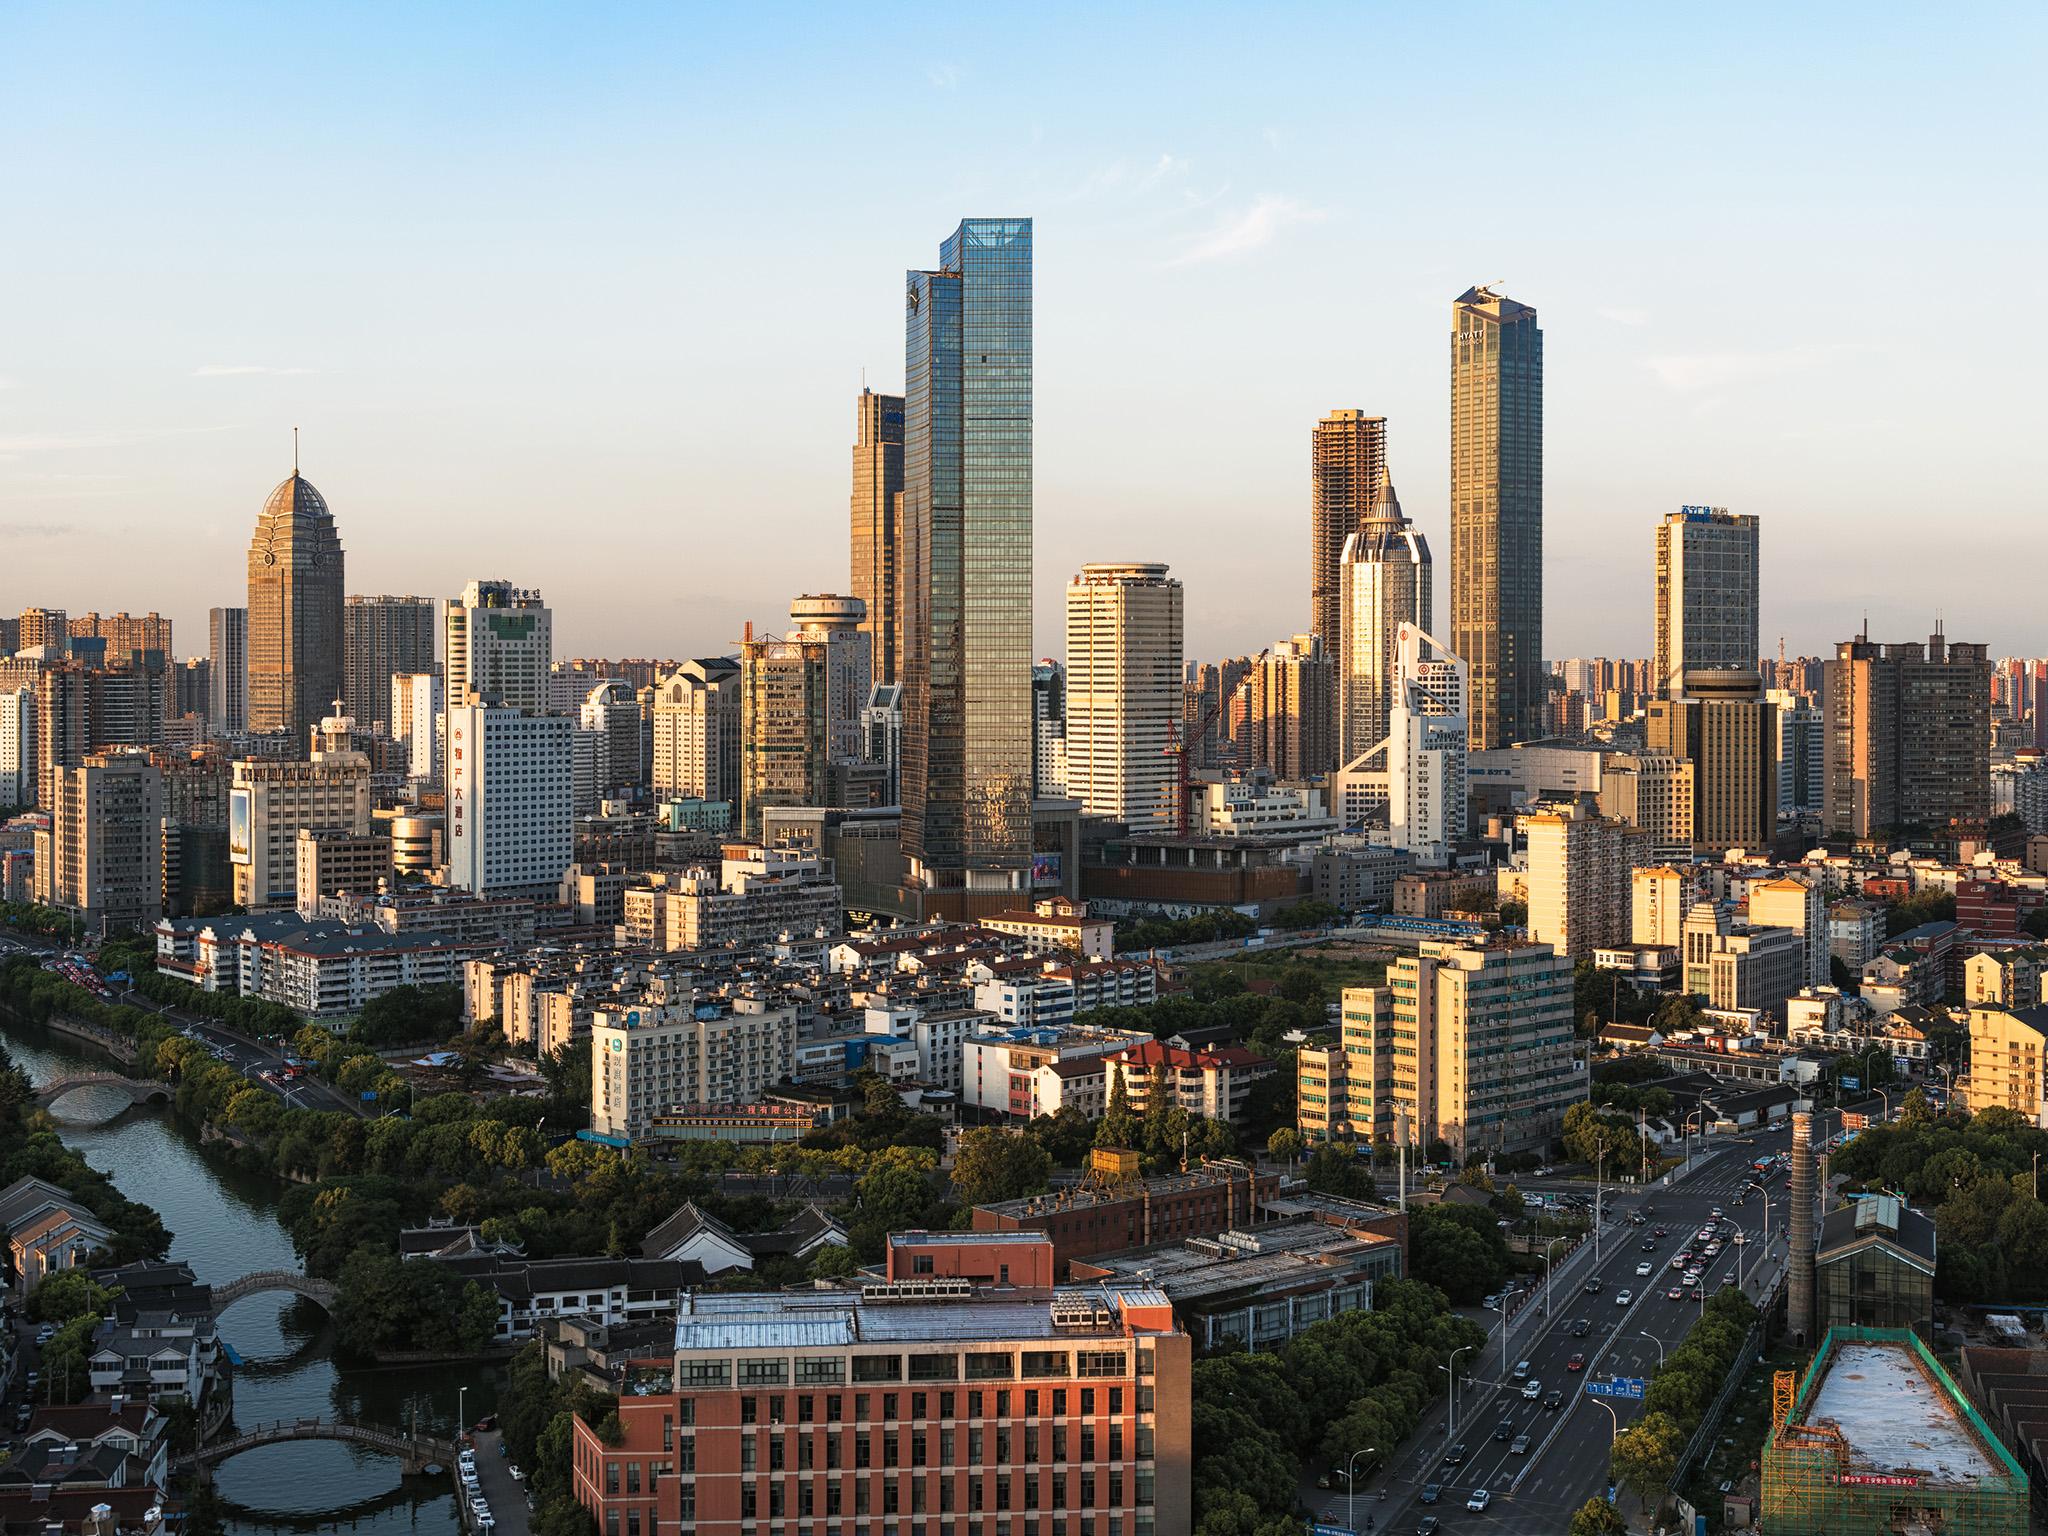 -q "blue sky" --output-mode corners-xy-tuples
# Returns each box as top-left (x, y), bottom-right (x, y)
(3, 2), (2042, 664)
